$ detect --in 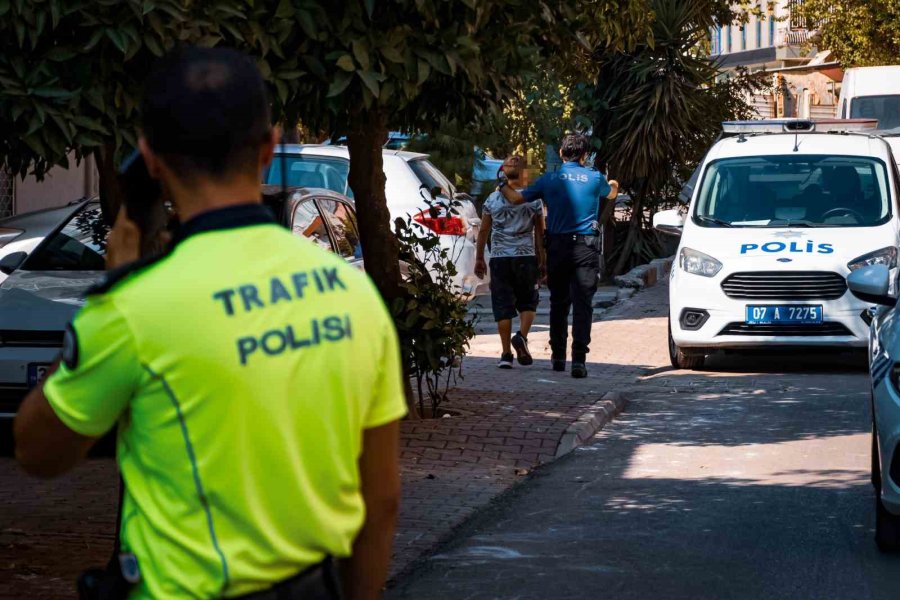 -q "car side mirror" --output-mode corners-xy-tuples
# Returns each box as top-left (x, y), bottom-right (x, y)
(0, 251), (27, 275)
(653, 209), (685, 236)
(848, 264), (897, 307)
